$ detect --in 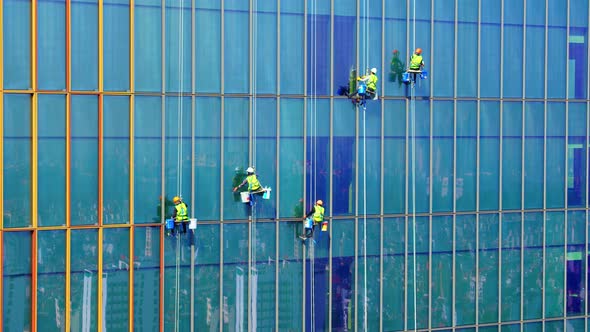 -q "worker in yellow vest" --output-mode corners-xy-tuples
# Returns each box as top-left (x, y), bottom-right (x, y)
(300, 200), (325, 240)
(169, 196), (189, 236)
(357, 68), (378, 100)
(233, 166), (265, 206)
